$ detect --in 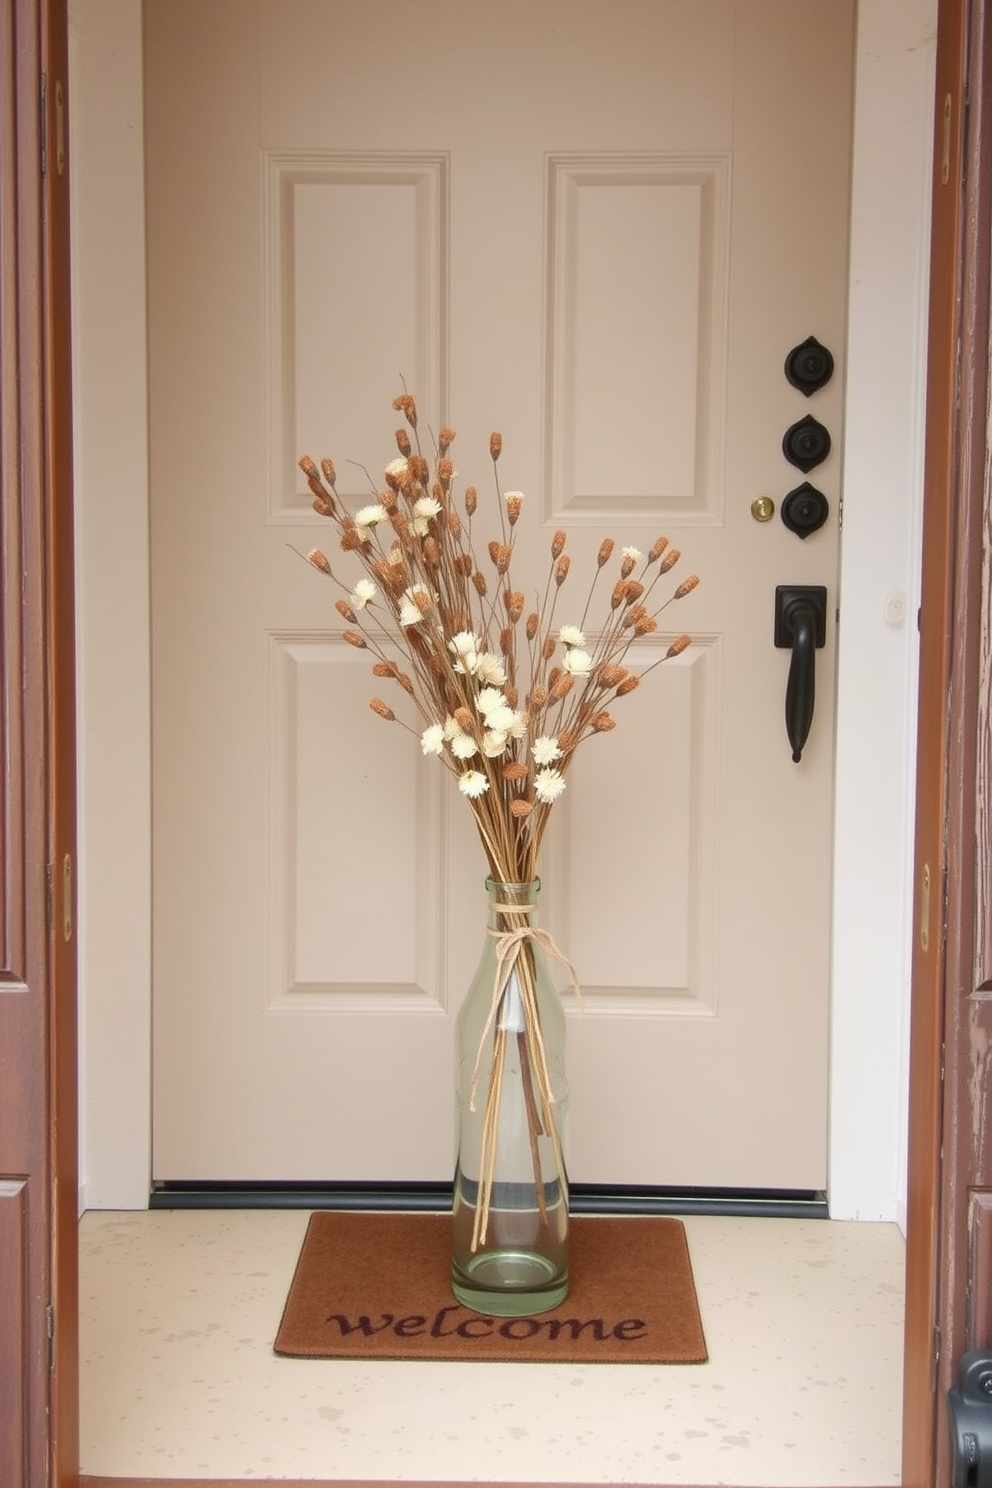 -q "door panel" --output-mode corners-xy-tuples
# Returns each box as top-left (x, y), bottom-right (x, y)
(147, 0), (853, 1188)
